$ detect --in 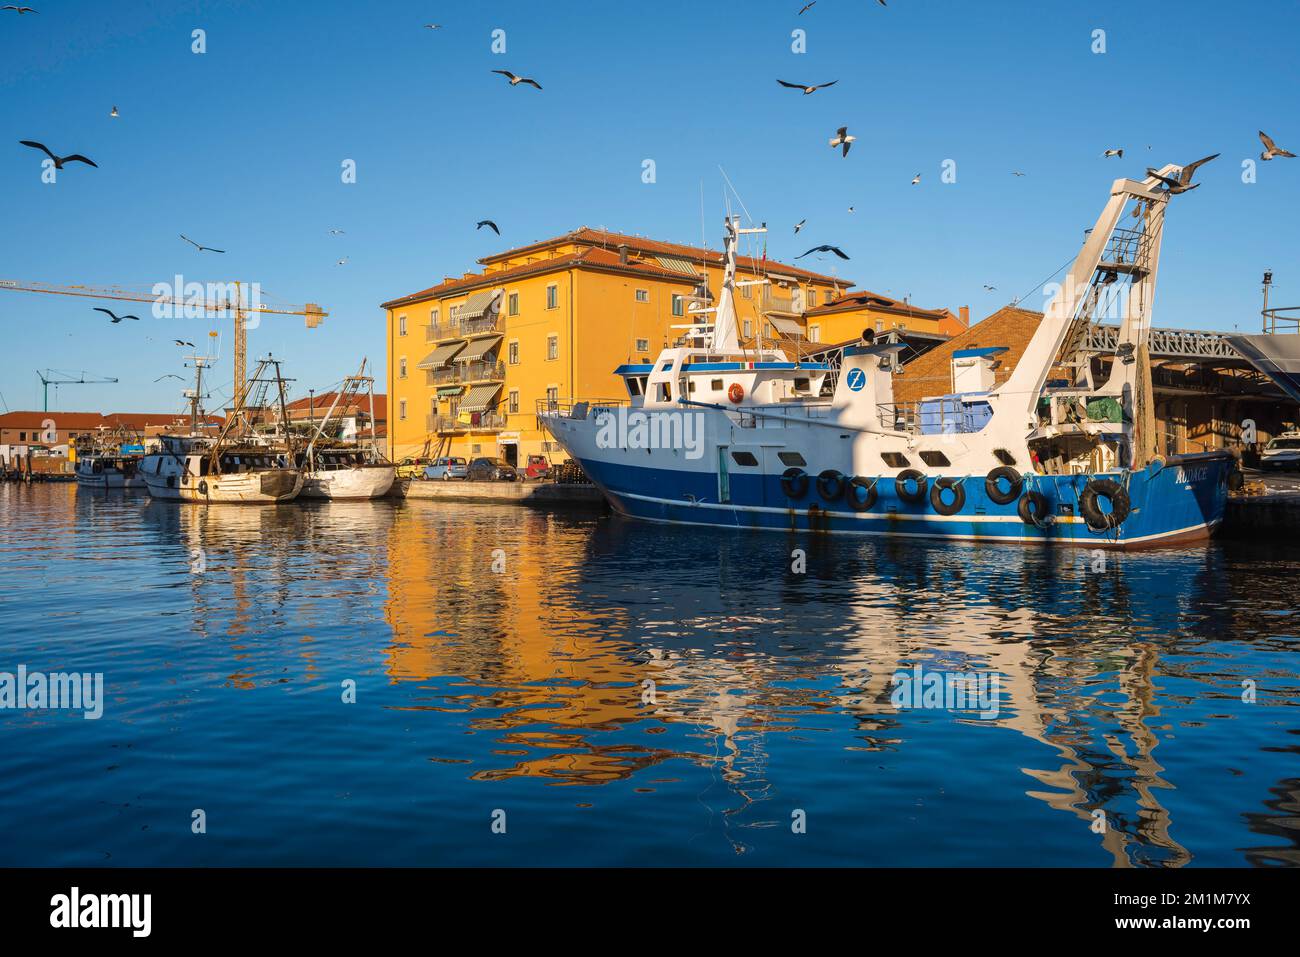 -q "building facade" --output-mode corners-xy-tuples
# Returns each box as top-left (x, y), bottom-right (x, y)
(381, 228), (856, 465)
